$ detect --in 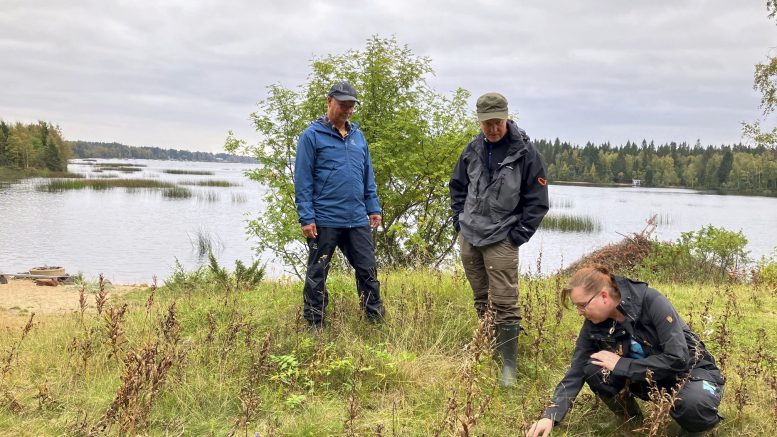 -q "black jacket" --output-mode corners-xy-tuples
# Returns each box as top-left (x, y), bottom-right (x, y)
(449, 120), (549, 247)
(542, 276), (724, 423)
